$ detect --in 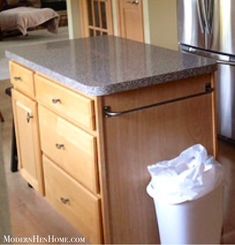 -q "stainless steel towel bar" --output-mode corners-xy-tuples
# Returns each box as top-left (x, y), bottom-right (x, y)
(104, 83), (214, 118)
